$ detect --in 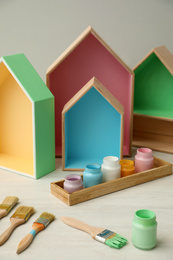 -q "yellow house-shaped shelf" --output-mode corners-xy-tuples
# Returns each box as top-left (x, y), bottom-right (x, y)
(0, 54), (55, 178)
